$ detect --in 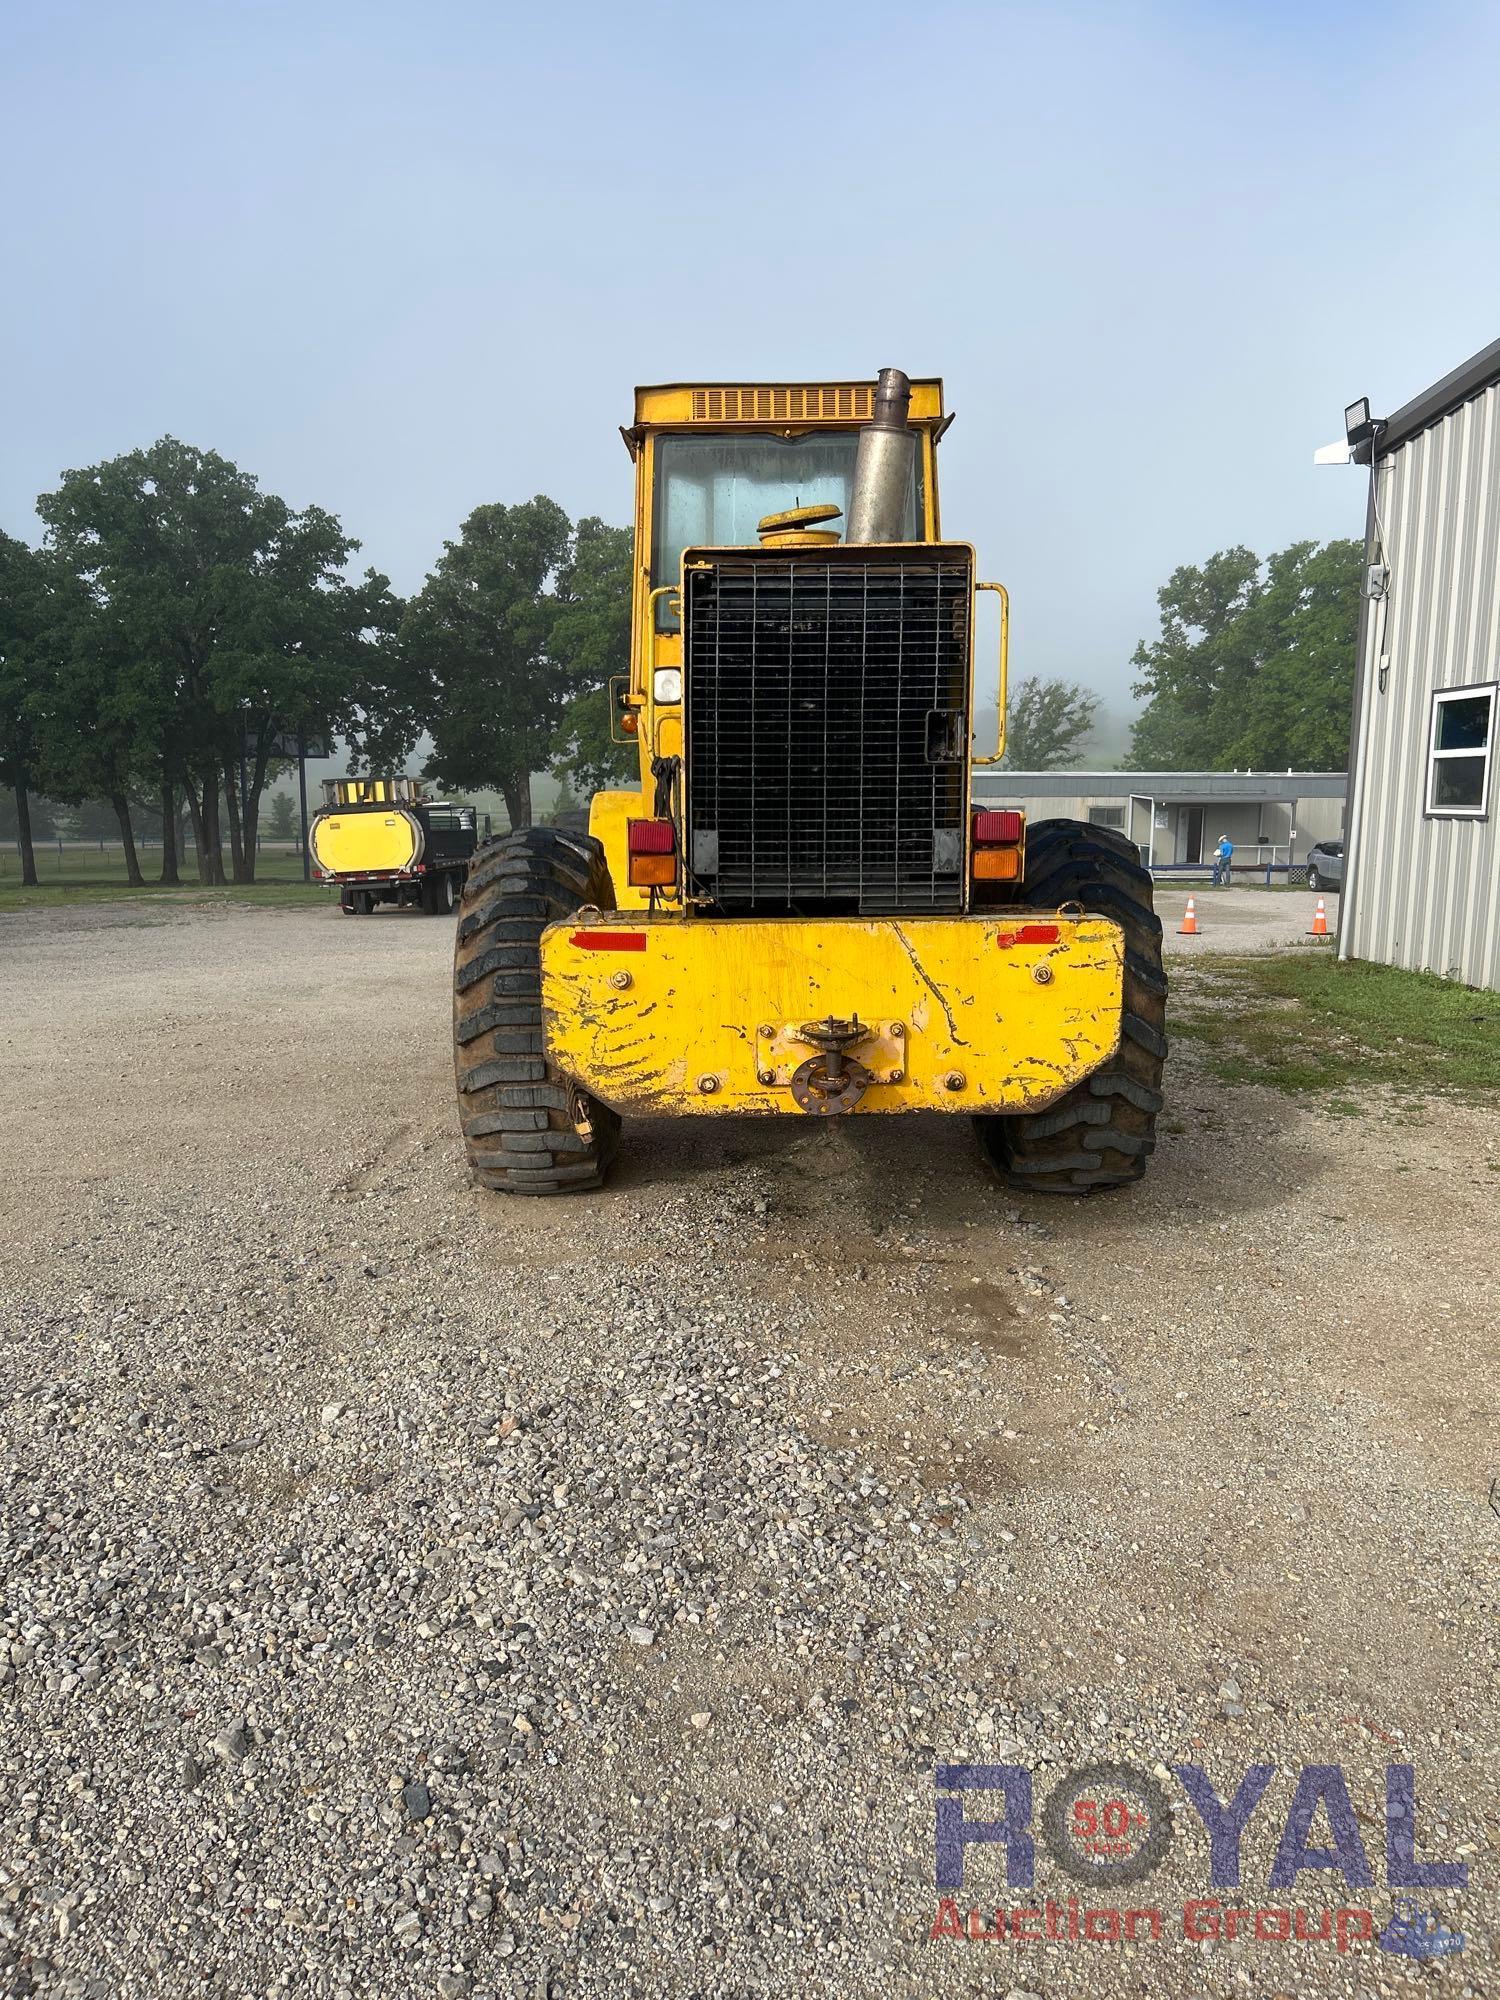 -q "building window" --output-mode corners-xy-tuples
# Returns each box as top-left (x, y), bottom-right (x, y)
(1087, 804), (1126, 830)
(1425, 683), (1496, 817)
